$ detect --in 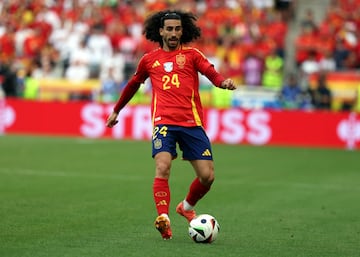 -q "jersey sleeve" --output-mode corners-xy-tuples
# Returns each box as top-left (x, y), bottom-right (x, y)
(203, 65), (225, 87)
(113, 56), (149, 113)
(133, 55), (149, 82)
(193, 48), (225, 87)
